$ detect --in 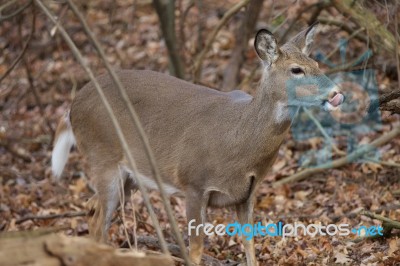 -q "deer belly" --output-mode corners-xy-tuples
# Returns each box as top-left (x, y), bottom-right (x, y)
(122, 165), (182, 196)
(208, 189), (249, 207)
